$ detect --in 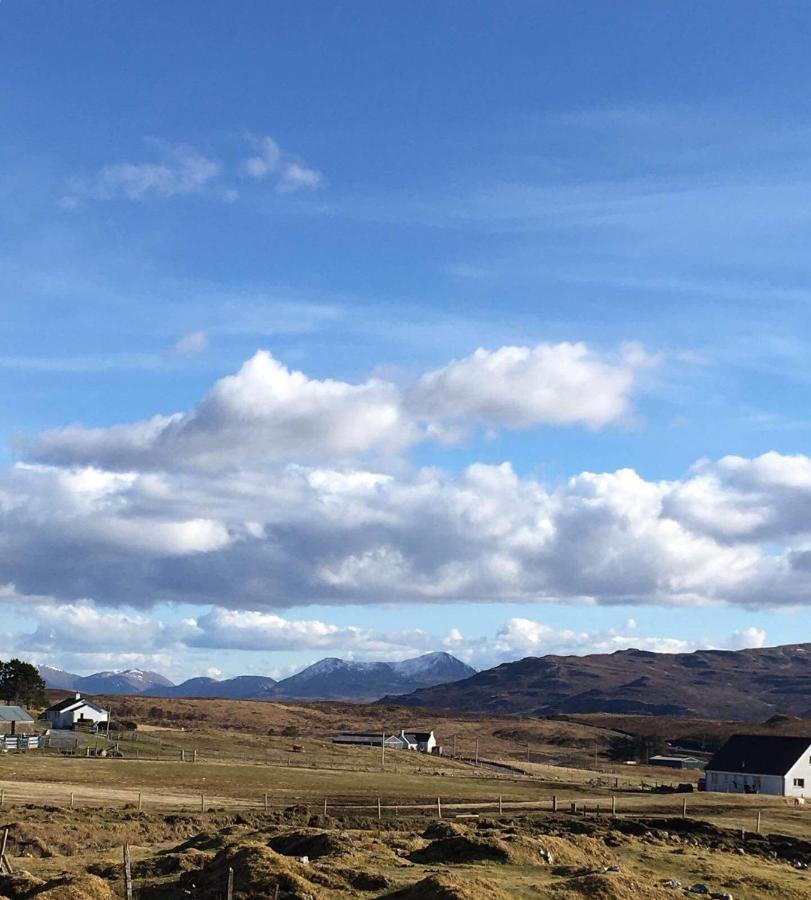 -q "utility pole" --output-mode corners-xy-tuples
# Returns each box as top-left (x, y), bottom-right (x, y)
(475, 739), (479, 766)
(452, 734), (457, 759)
(381, 732), (386, 769)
